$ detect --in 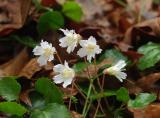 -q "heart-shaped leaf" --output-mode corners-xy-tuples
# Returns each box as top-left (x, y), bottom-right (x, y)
(38, 11), (64, 35)
(35, 77), (63, 104)
(0, 77), (21, 101)
(128, 93), (156, 109)
(31, 103), (71, 118)
(138, 42), (160, 70)
(116, 87), (130, 103)
(0, 102), (27, 116)
(62, 1), (83, 22)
